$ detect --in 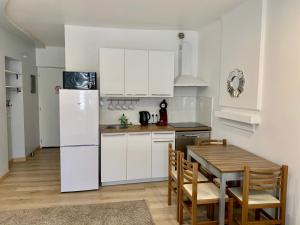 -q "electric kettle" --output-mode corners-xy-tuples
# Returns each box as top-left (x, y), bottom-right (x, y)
(139, 111), (151, 126)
